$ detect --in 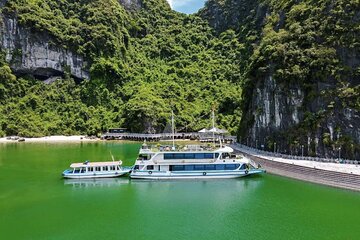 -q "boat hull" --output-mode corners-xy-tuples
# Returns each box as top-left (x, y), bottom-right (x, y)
(62, 171), (129, 179)
(130, 169), (264, 180)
